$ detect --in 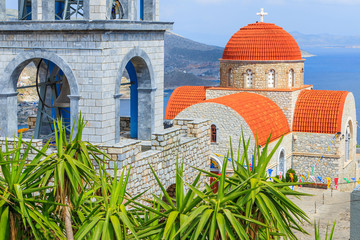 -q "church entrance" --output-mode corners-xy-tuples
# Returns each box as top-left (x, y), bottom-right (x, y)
(277, 149), (286, 177)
